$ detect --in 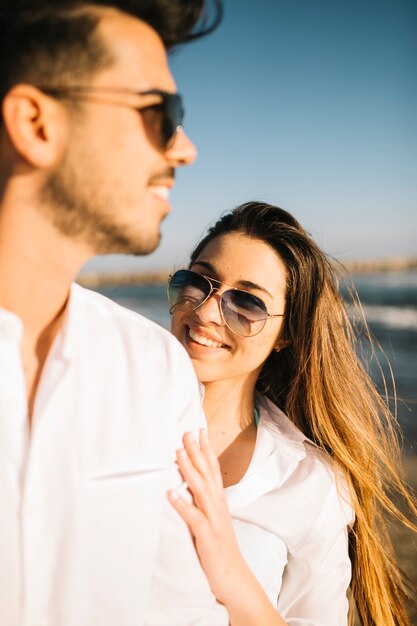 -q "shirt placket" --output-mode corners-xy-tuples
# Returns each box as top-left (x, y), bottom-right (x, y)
(0, 312), (29, 626)
(20, 336), (70, 626)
